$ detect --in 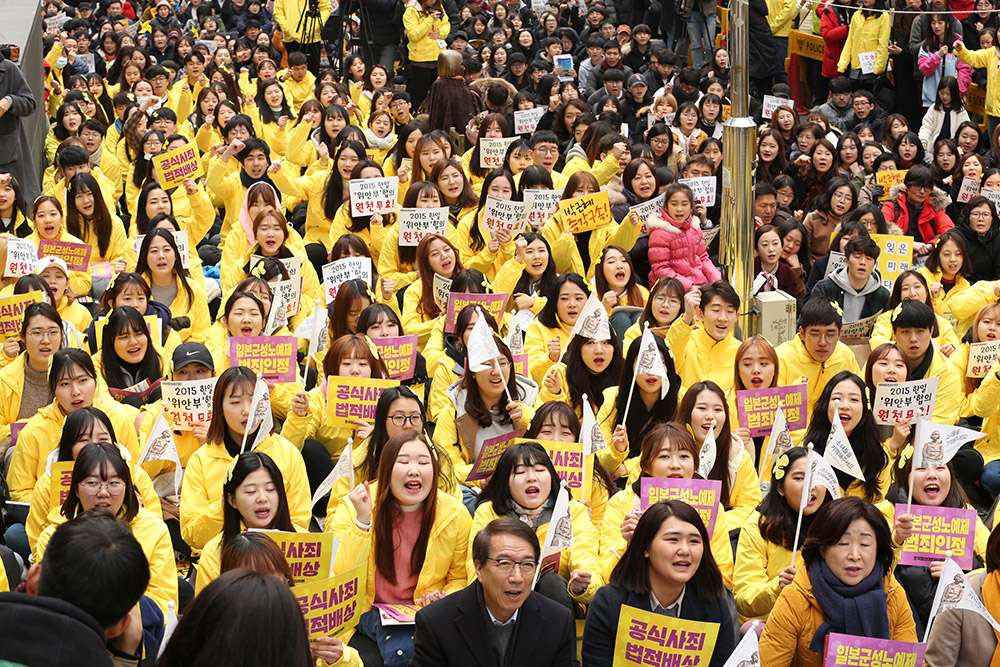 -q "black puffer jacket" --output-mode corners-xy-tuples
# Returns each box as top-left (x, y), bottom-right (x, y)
(955, 215), (1000, 282)
(749, 0), (782, 80)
